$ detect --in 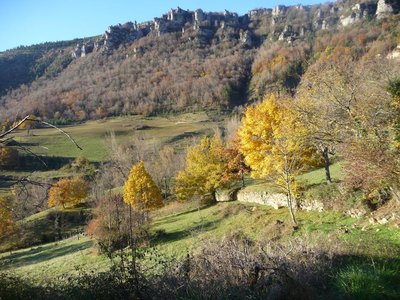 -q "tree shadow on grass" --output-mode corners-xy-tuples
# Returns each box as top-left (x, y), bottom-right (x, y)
(166, 130), (205, 144)
(152, 202), (218, 228)
(152, 219), (223, 246)
(0, 240), (92, 270)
